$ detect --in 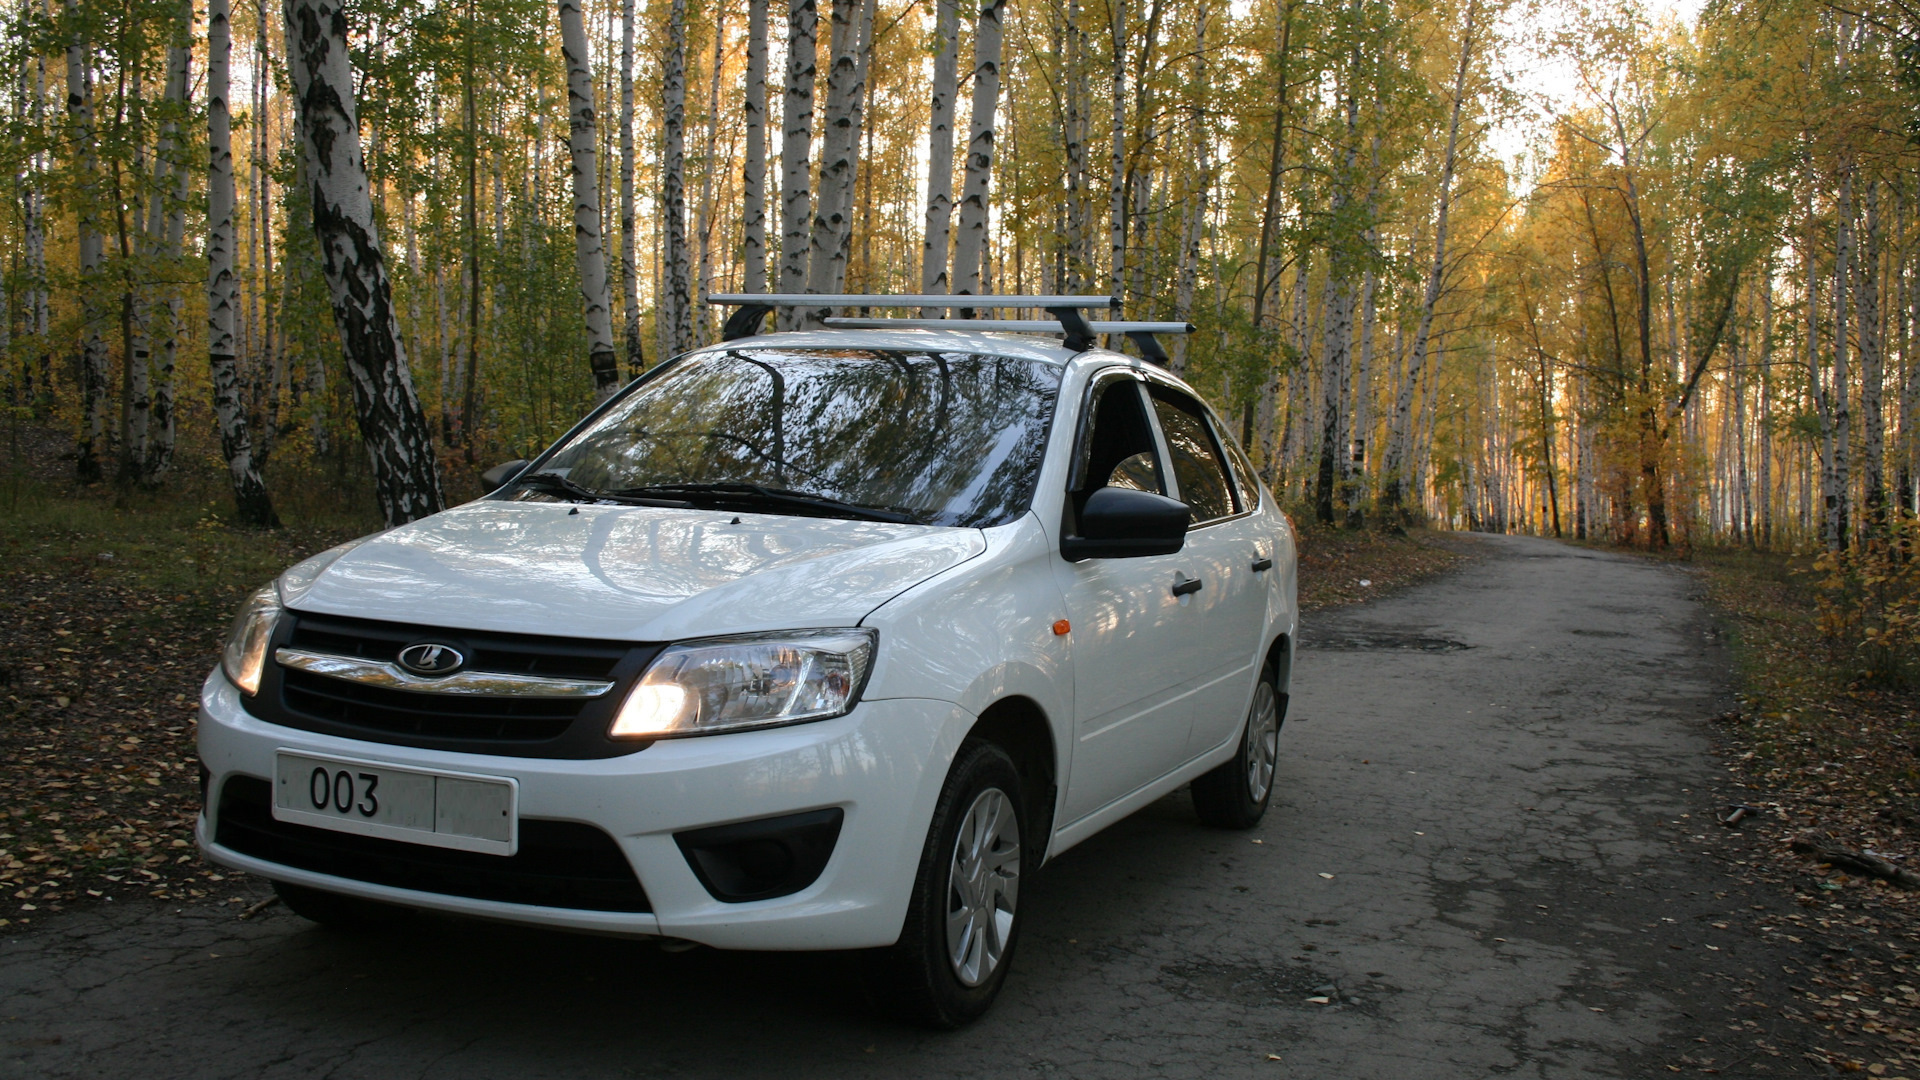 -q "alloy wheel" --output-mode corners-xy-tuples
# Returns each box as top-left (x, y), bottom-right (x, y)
(1245, 680), (1279, 804)
(945, 787), (1021, 987)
